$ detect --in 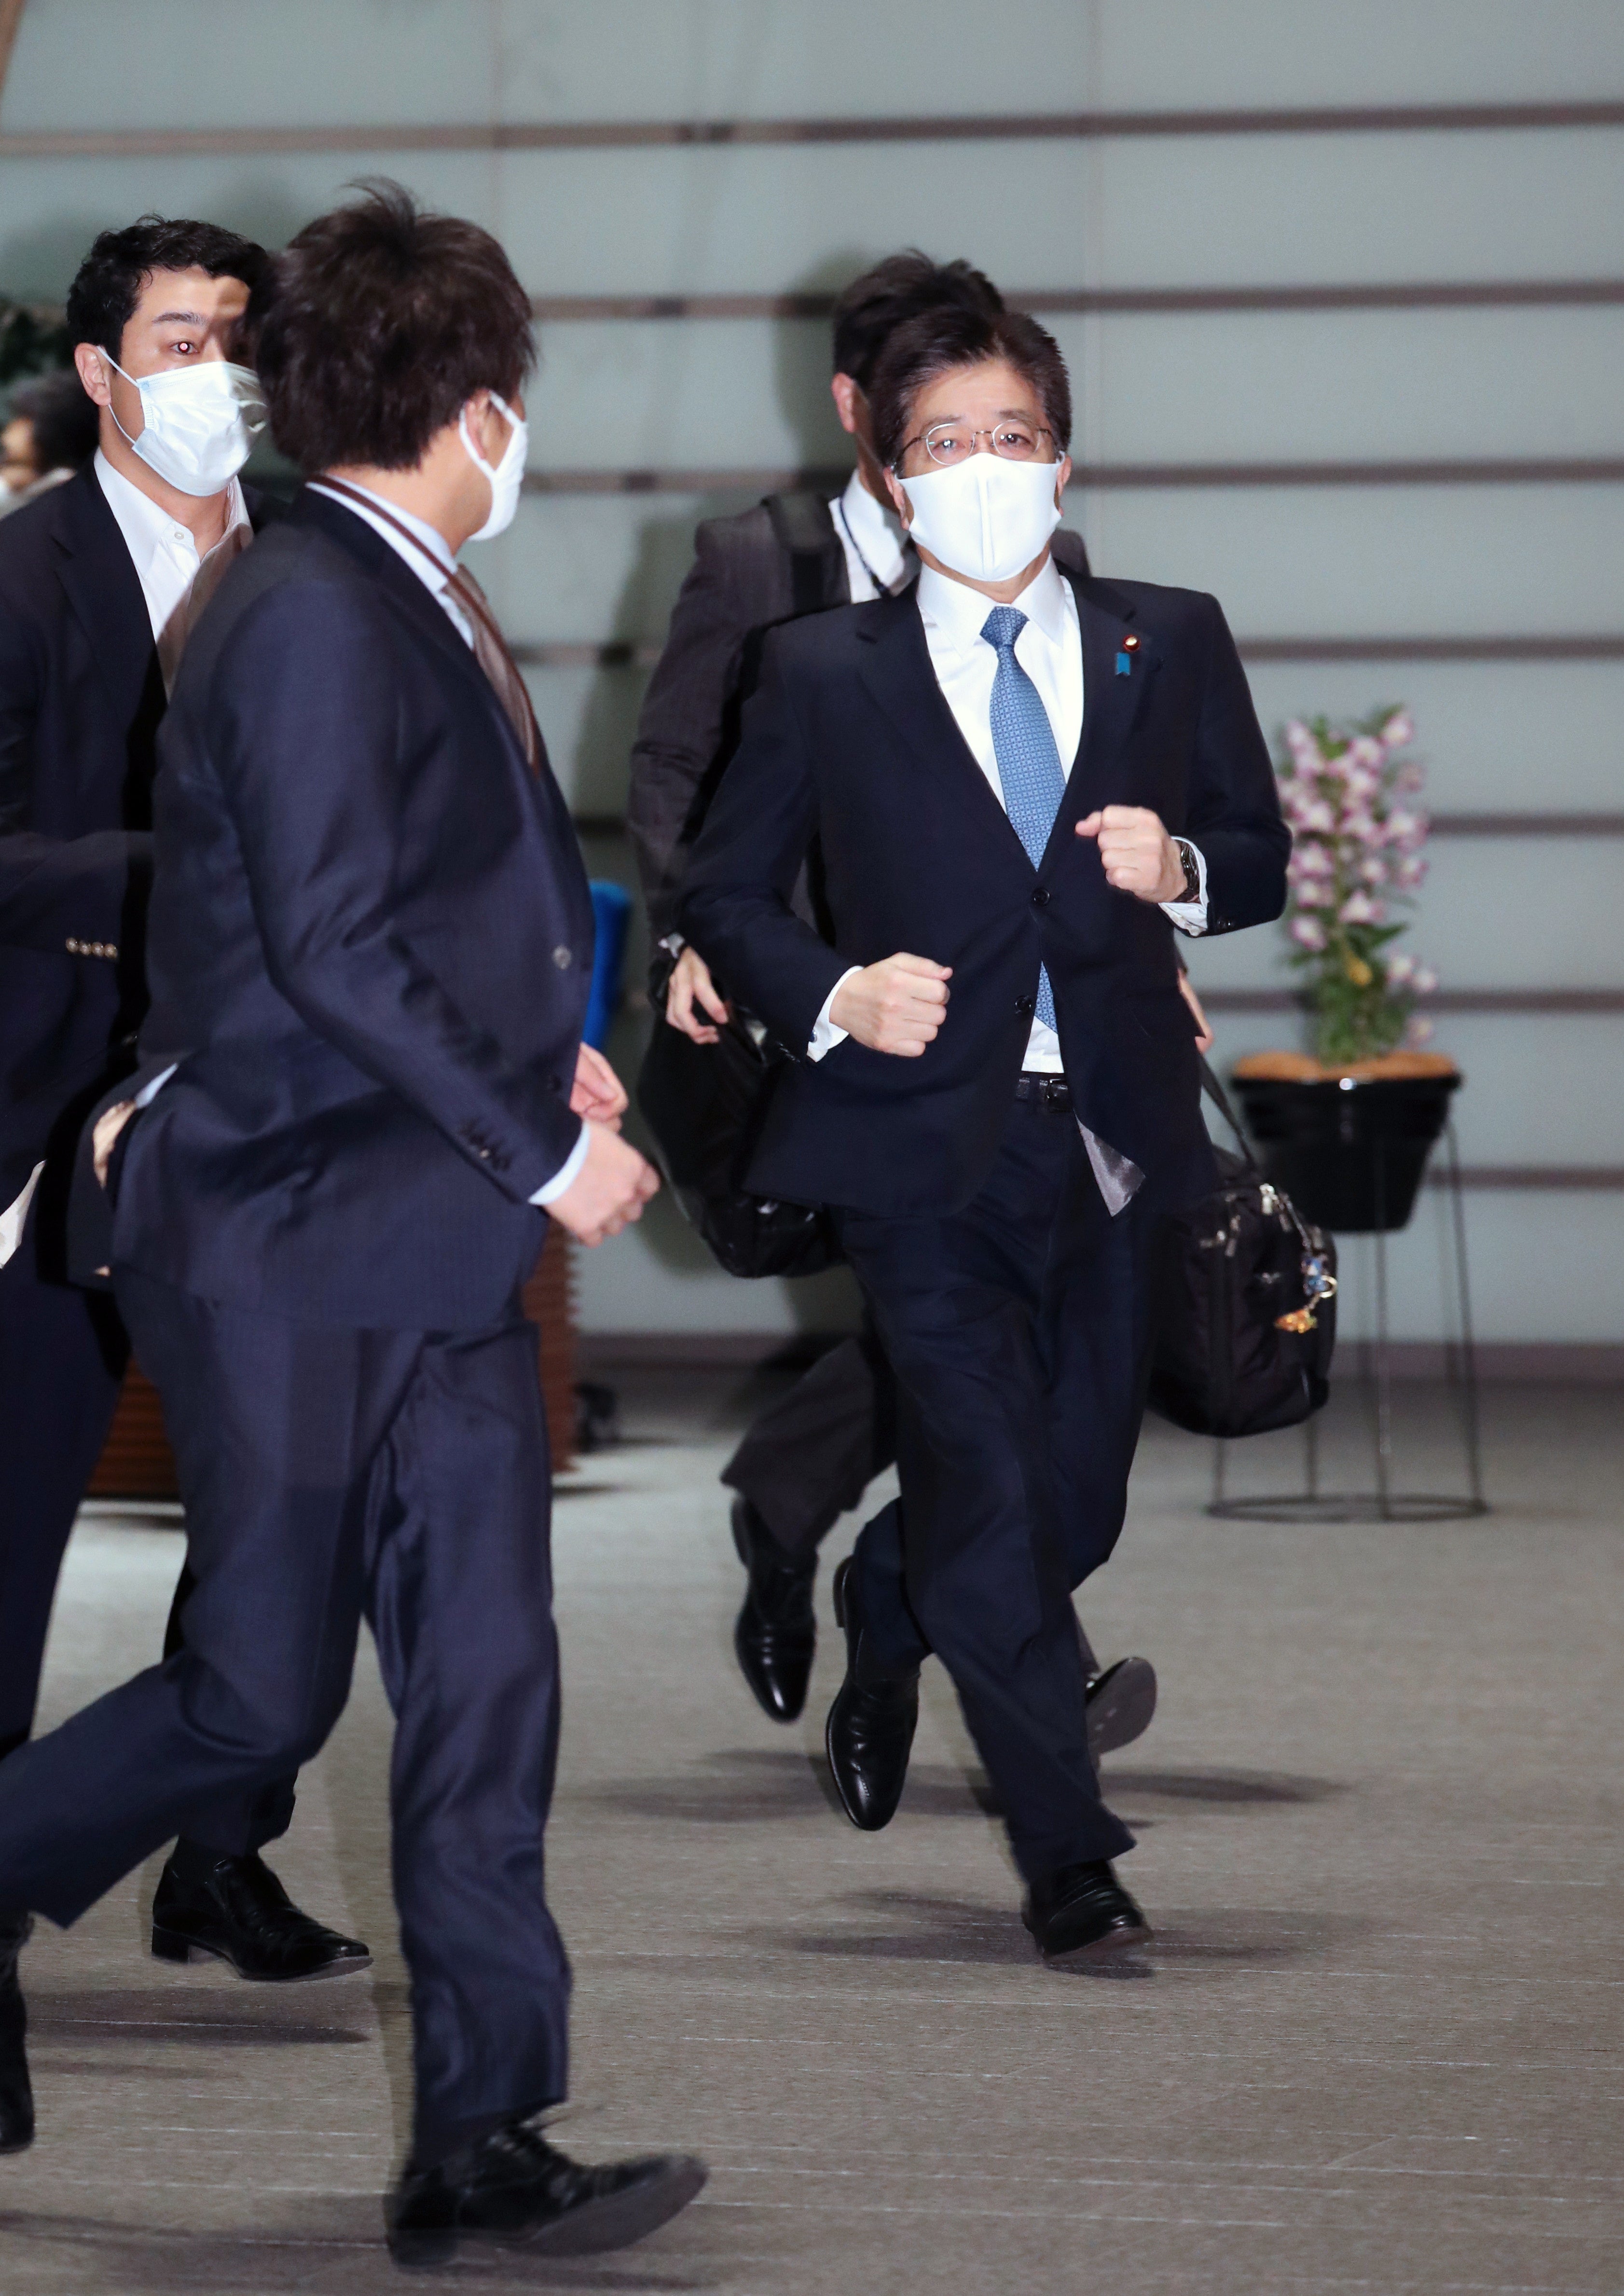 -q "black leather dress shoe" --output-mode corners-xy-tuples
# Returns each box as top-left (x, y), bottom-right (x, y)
(0, 1913), (33, 2154)
(1086, 1655), (1158, 1758)
(386, 2116), (707, 2268)
(151, 1848), (371, 1982)
(825, 1556), (919, 1832)
(731, 1497), (817, 1723)
(1023, 1860), (1151, 1964)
